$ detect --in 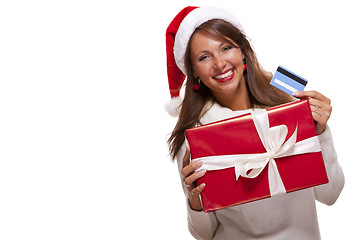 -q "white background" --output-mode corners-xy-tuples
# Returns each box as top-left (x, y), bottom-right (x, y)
(0, 0), (358, 239)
